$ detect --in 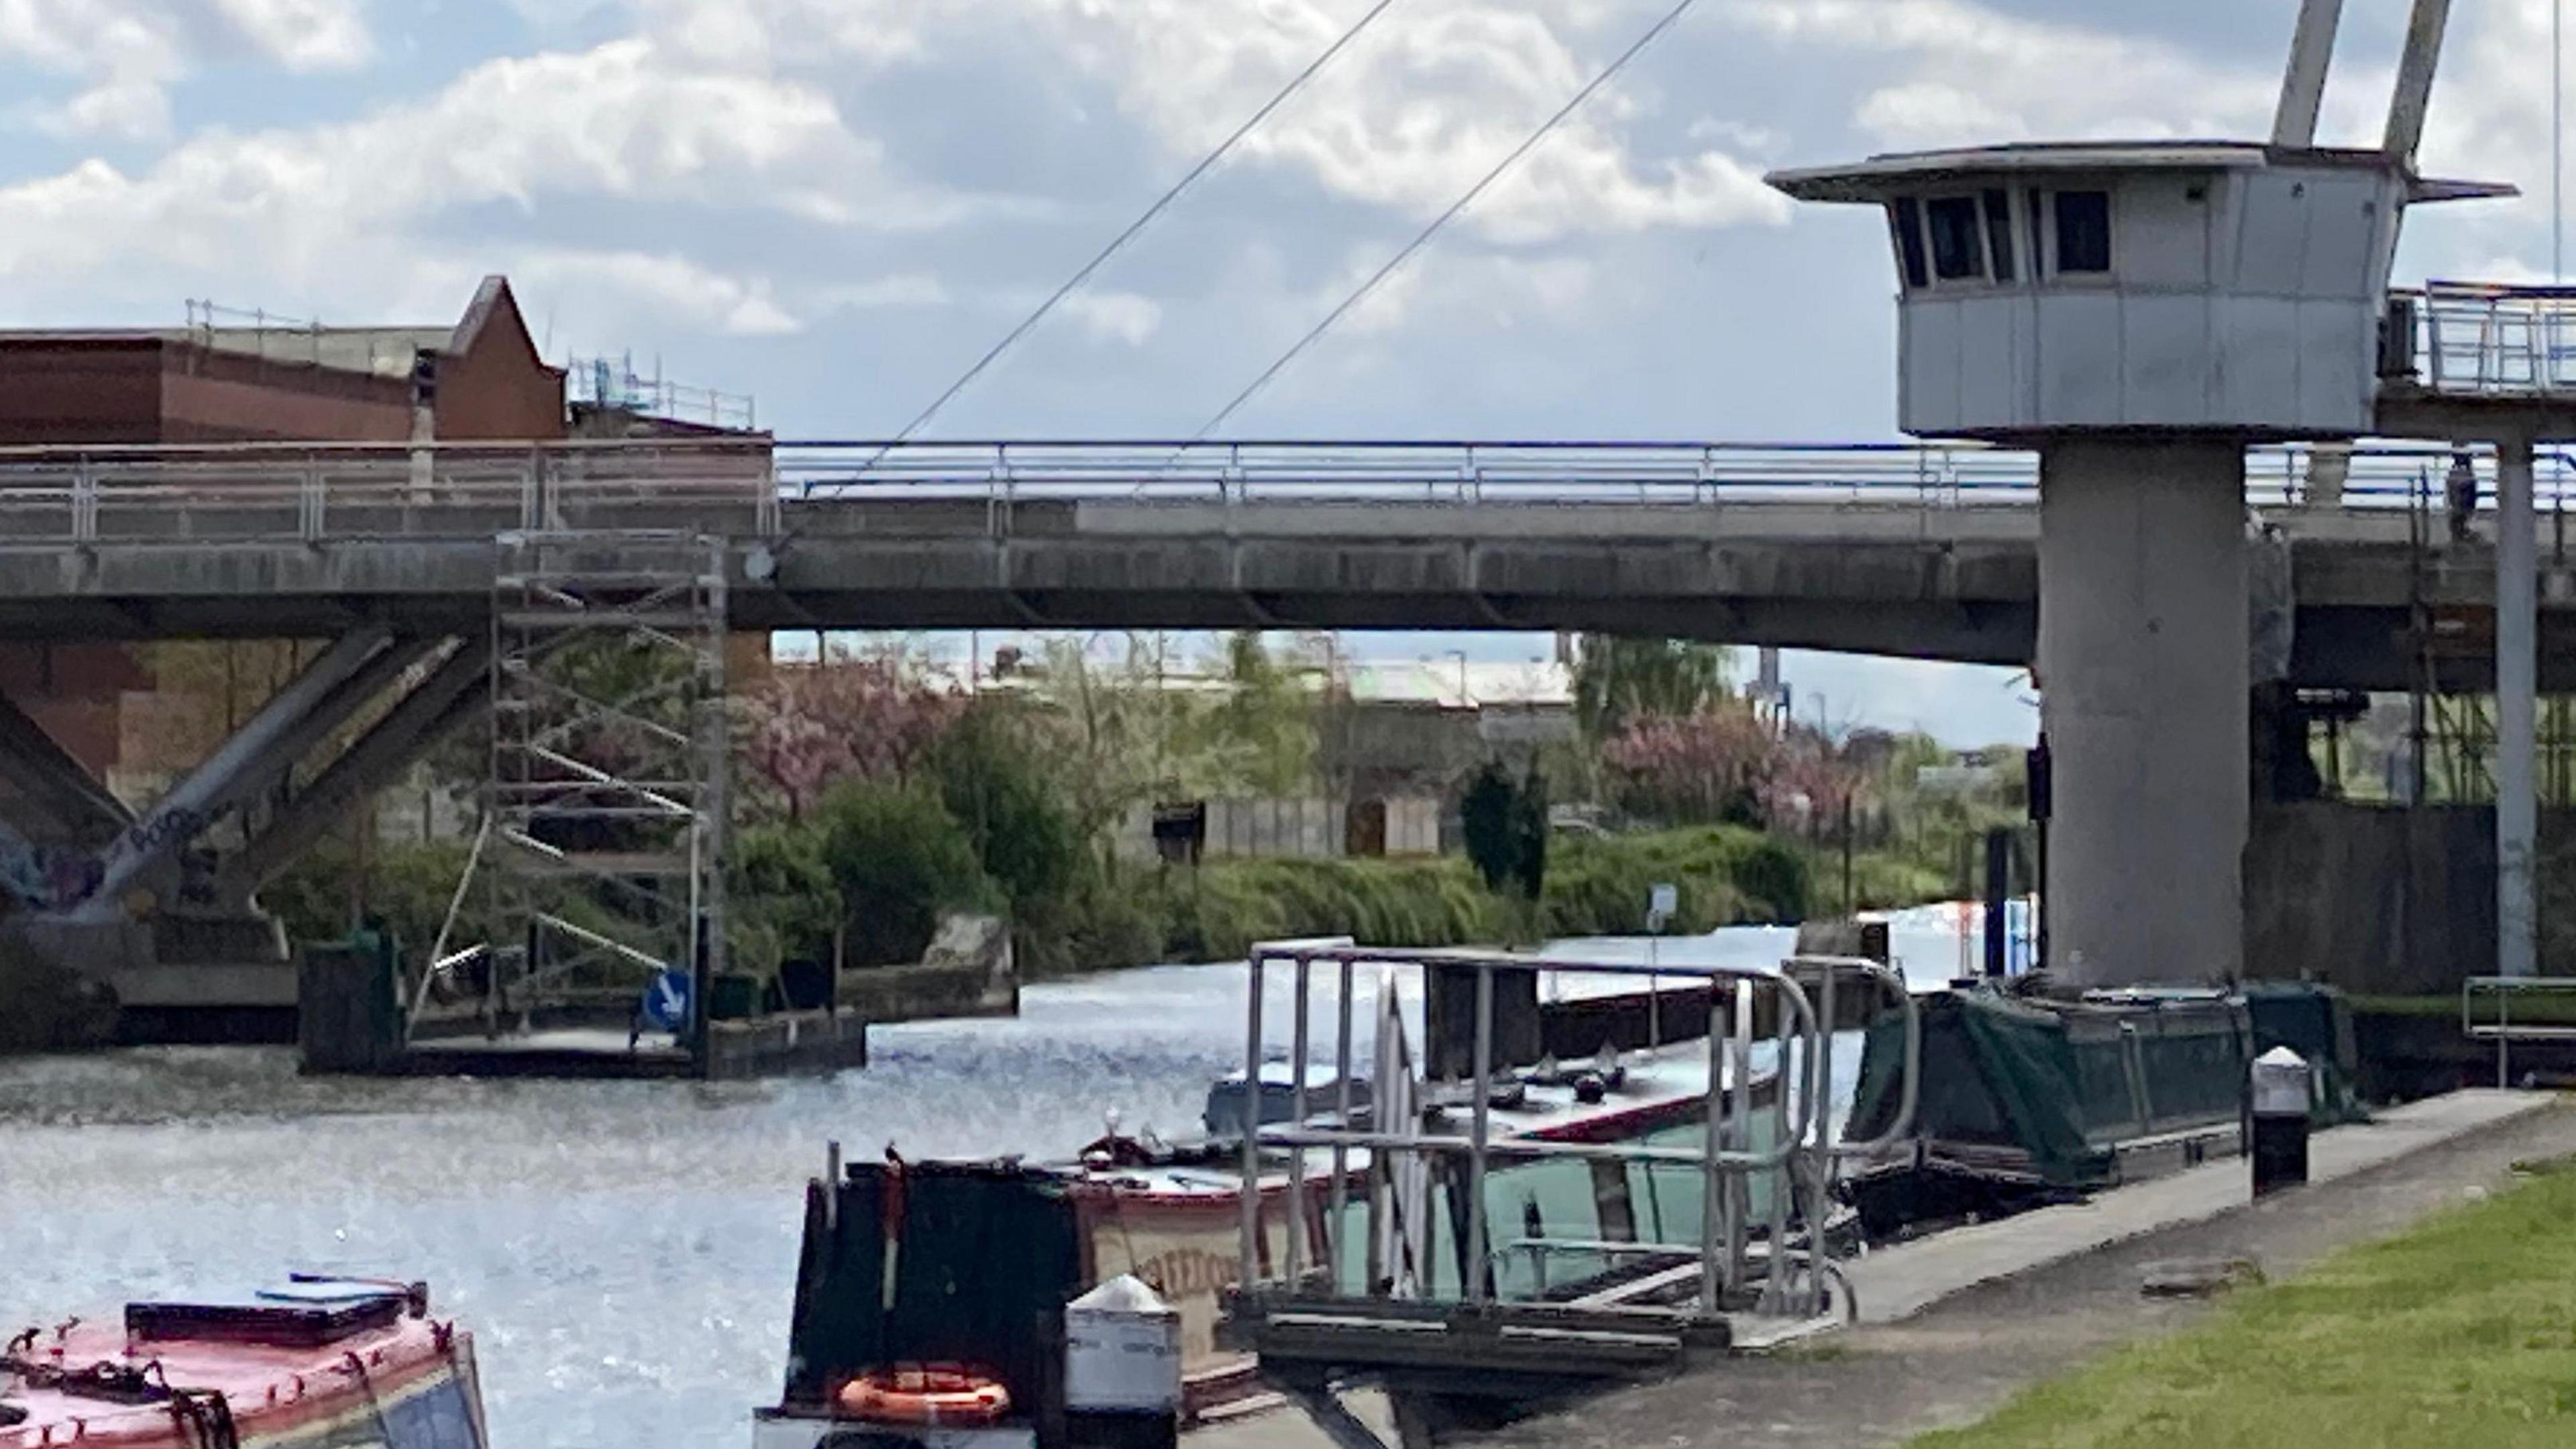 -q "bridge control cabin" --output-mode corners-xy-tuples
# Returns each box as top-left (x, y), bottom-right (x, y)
(1769, 142), (2511, 440)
